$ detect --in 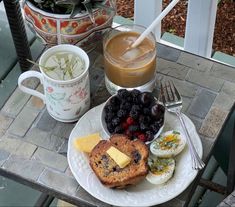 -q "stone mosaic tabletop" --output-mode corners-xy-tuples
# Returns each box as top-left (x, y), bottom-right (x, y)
(0, 43), (235, 207)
